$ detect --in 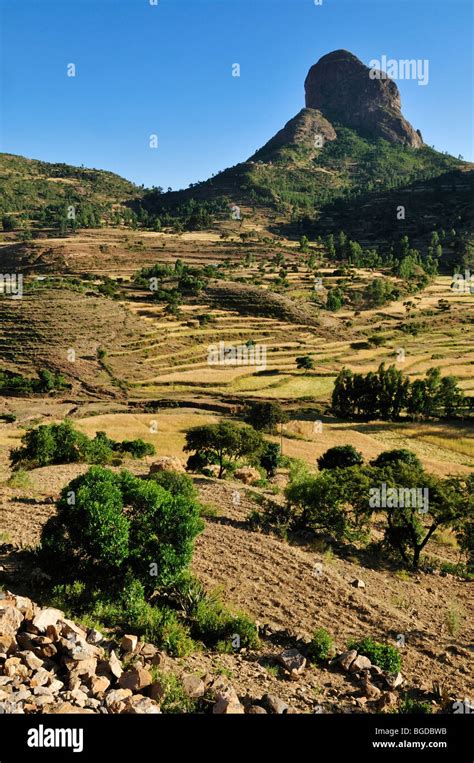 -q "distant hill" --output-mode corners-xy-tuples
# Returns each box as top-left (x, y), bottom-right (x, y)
(0, 153), (142, 228)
